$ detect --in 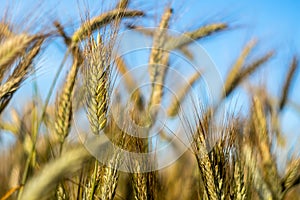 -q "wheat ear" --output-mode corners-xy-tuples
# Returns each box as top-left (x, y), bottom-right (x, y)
(55, 49), (82, 144)
(0, 38), (43, 113)
(224, 39), (257, 97)
(0, 34), (38, 69)
(72, 9), (143, 44)
(279, 56), (298, 111)
(148, 8), (173, 109)
(166, 23), (227, 50)
(252, 96), (282, 199)
(225, 51), (274, 97)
